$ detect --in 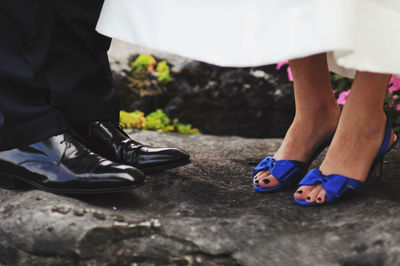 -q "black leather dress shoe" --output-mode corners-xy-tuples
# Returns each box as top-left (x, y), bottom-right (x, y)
(71, 121), (191, 173)
(0, 132), (145, 194)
